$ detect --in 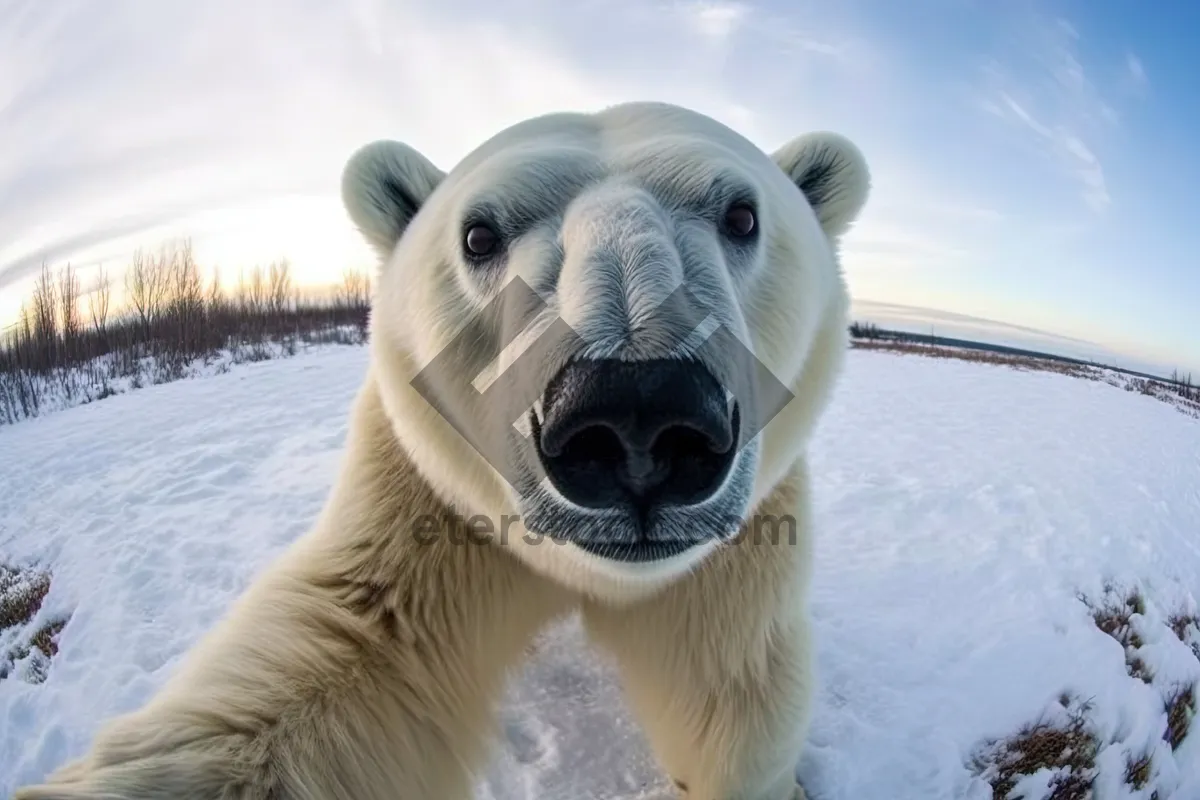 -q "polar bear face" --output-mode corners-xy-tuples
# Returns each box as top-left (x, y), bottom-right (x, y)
(342, 102), (868, 600)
